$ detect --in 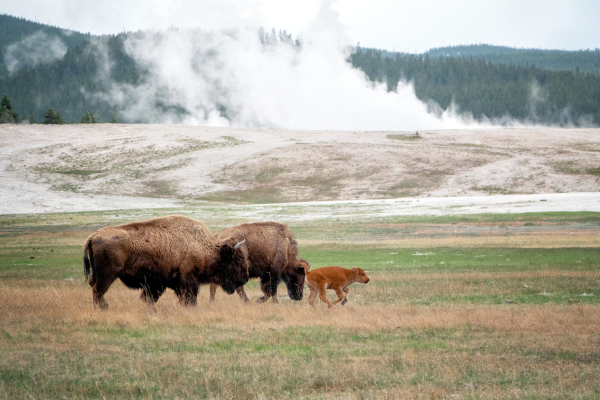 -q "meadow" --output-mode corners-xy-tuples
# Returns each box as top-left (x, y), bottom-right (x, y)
(0, 209), (599, 399)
